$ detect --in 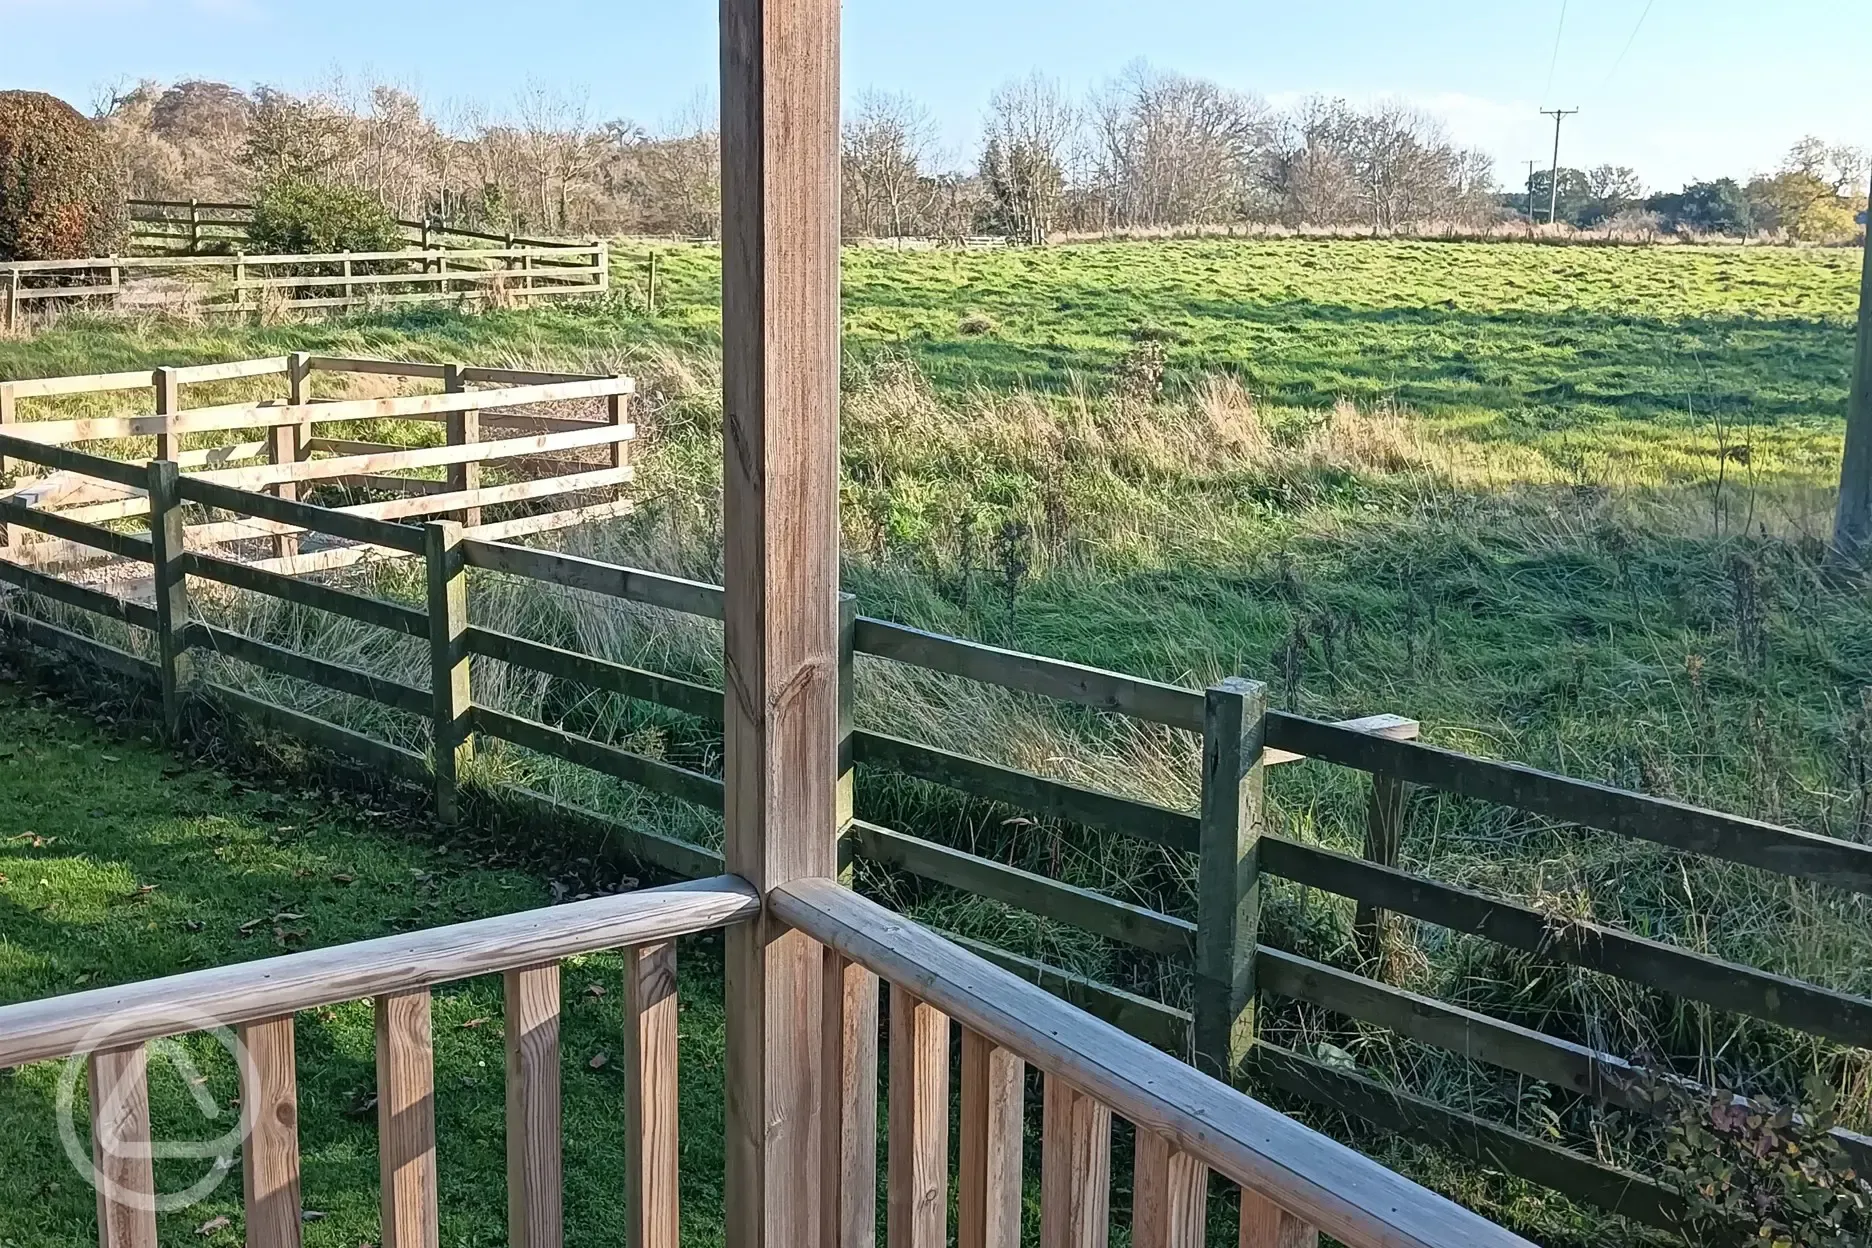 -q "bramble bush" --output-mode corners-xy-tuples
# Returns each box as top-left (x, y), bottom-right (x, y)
(0, 91), (128, 261)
